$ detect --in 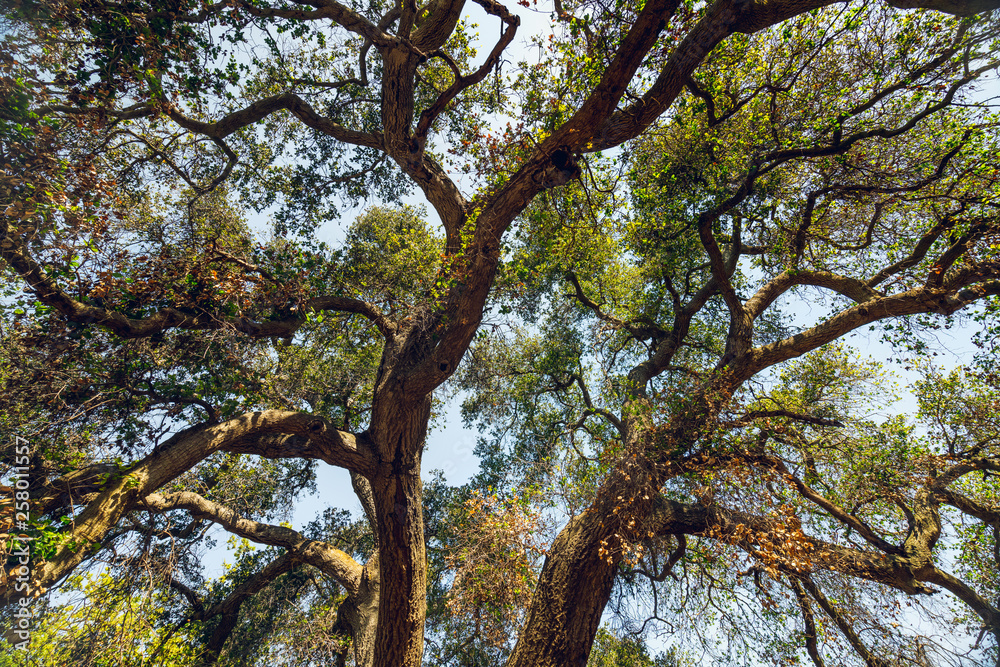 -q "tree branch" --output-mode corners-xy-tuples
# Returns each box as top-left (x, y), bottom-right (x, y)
(746, 270), (881, 320)
(411, 0), (518, 158)
(142, 491), (364, 594)
(750, 453), (902, 555)
(797, 575), (892, 667)
(746, 278), (1000, 382)
(165, 93), (381, 148)
(0, 220), (396, 339)
(724, 410), (844, 429)
(645, 495), (938, 595)
(790, 577), (827, 667)
(7, 411), (369, 602)
(239, 0), (389, 45)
